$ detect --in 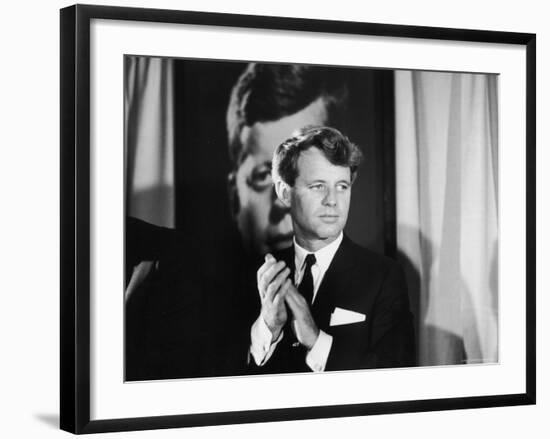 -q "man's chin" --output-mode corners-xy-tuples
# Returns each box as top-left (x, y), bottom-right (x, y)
(315, 224), (344, 241)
